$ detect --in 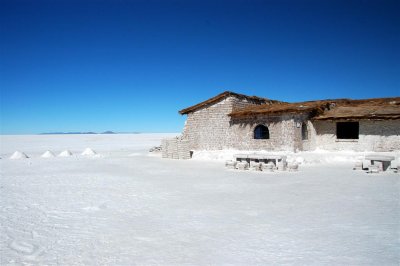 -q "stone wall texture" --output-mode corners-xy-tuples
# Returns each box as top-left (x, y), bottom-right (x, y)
(182, 96), (311, 151)
(162, 138), (191, 159)
(313, 120), (400, 151)
(182, 96), (266, 150)
(229, 114), (305, 151)
(181, 96), (400, 152)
